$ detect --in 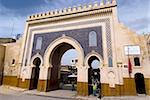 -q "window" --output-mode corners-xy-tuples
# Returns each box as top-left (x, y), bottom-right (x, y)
(36, 37), (42, 50)
(89, 31), (97, 47)
(11, 59), (15, 67)
(12, 59), (15, 64)
(108, 57), (113, 67)
(134, 57), (140, 66)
